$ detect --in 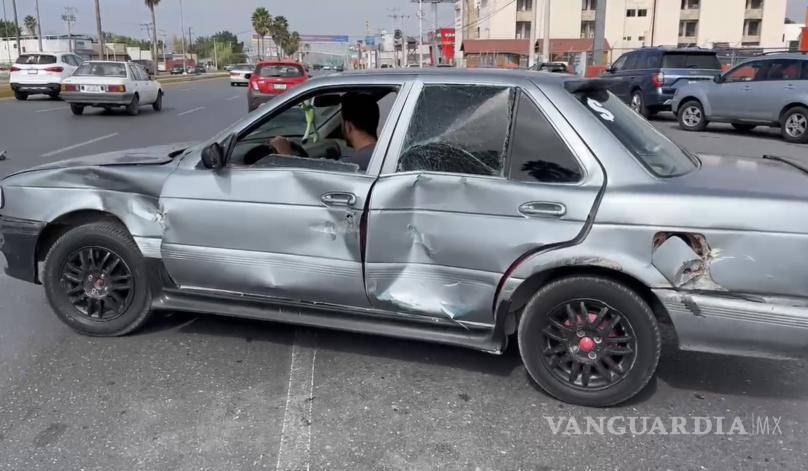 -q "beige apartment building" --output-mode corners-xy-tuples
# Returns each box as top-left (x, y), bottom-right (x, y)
(456, 0), (788, 62)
